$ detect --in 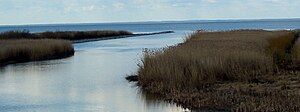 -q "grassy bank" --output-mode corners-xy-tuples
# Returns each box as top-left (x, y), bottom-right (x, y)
(0, 30), (133, 66)
(0, 30), (132, 40)
(131, 30), (300, 111)
(0, 39), (74, 66)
